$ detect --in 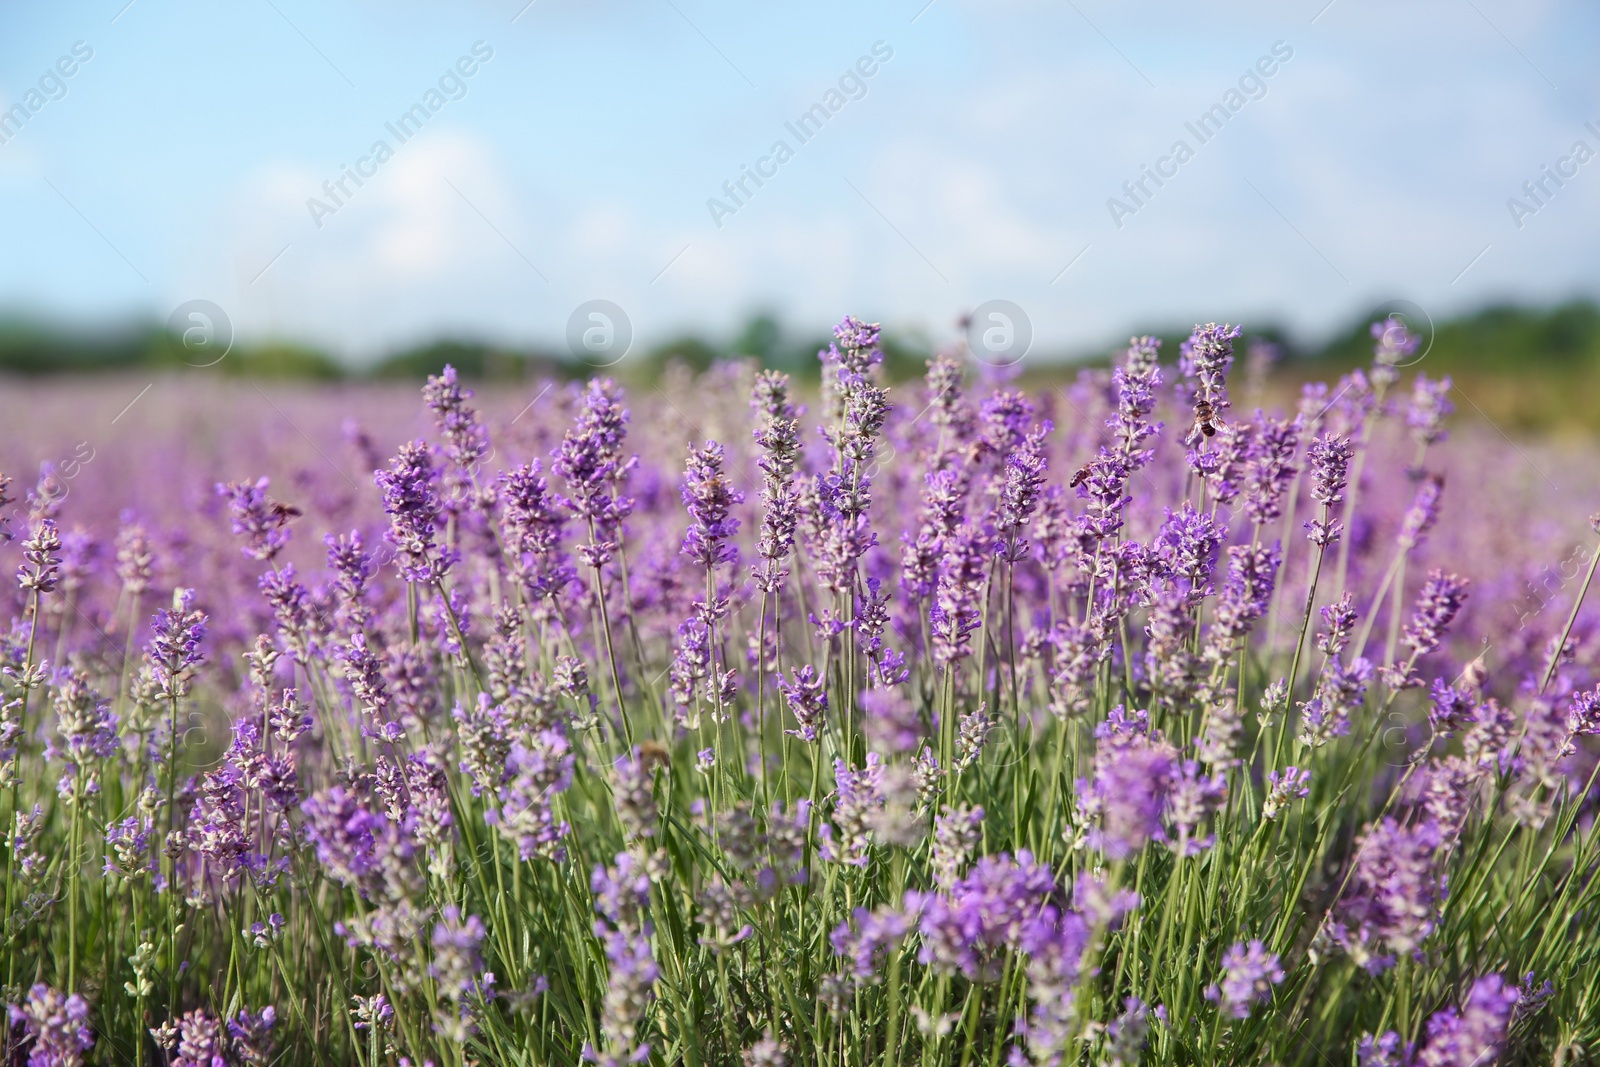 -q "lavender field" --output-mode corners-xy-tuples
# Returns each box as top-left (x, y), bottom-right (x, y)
(2, 318), (1599, 1066)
